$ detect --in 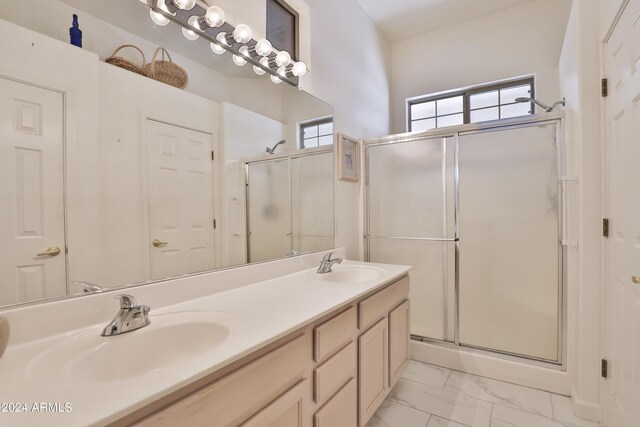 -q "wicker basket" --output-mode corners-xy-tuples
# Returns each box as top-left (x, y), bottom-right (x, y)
(105, 45), (148, 76)
(143, 48), (188, 89)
